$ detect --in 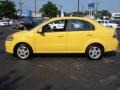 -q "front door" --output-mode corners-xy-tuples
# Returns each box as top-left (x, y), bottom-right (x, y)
(35, 20), (68, 53)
